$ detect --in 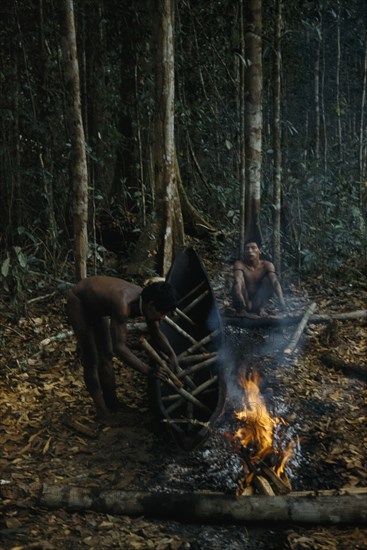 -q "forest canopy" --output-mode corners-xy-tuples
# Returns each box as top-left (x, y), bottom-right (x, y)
(0, 0), (366, 303)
